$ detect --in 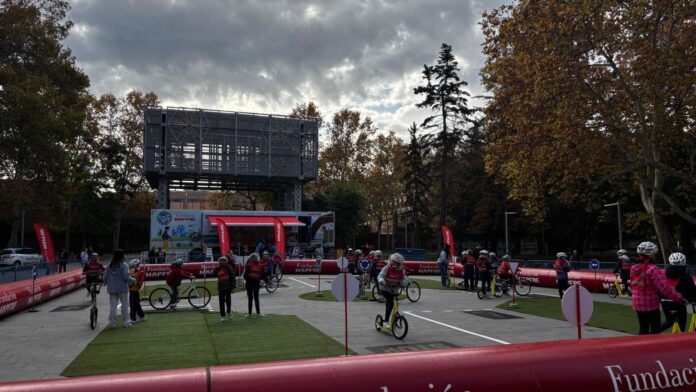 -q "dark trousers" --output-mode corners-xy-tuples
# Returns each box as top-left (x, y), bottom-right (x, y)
(438, 263), (448, 286)
(246, 281), (260, 314)
(58, 261), (67, 273)
(620, 273), (631, 295)
(219, 288), (232, 317)
(129, 291), (144, 321)
(637, 309), (662, 335)
(383, 290), (395, 322)
(659, 301), (687, 332)
(170, 285), (180, 303)
(480, 272), (491, 294)
(464, 266), (475, 290)
(557, 279), (569, 298)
